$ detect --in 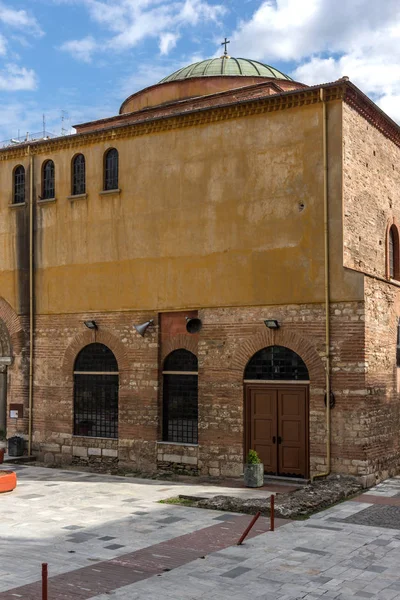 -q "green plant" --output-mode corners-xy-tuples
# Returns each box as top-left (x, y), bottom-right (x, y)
(0, 429), (5, 441)
(246, 449), (261, 464)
